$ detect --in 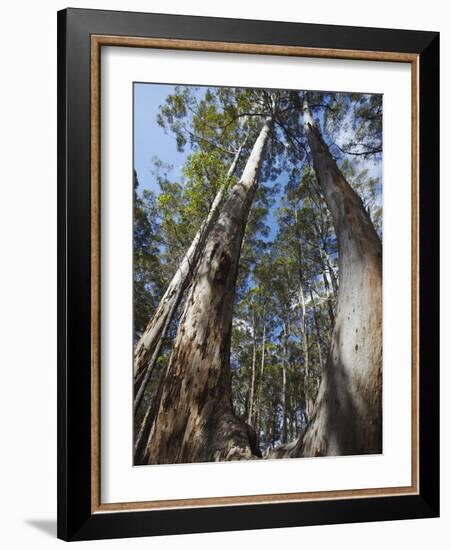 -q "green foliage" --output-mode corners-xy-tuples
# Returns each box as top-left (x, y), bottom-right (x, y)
(133, 171), (165, 340)
(134, 84), (383, 455)
(340, 158), (382, 237)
